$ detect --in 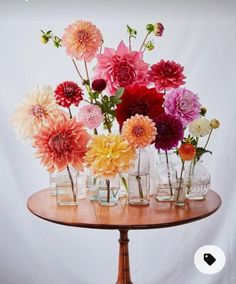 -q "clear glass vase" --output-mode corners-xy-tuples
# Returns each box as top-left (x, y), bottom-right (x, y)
(128, 148), (150, 205)
(55, 166), (78, 206)
(49, 172), (56, 195)
(174, 178), (186, 207)
(184, 160), (211, 200)
(155, 151), (177, 202)
(98, 176), (120, 207)
(85, 168), (99, 201)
